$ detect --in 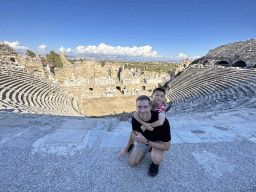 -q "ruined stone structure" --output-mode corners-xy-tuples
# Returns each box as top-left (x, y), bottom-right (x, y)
(170, 58), (192, 78)
(56, 53), (171, 98)
(1, 39), (256, 117)
(0, 43), (82, 116)
(191, 38), (256, 68)
(0, 42), (55, 81)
